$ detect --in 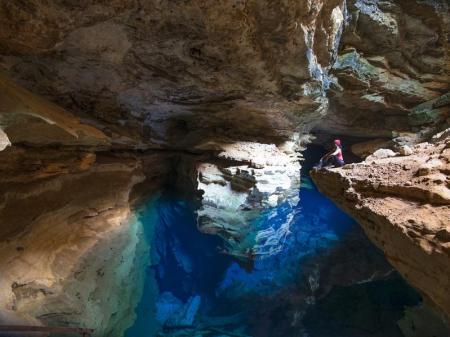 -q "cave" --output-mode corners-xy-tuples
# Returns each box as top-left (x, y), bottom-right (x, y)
(0, 1), (449, 337)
